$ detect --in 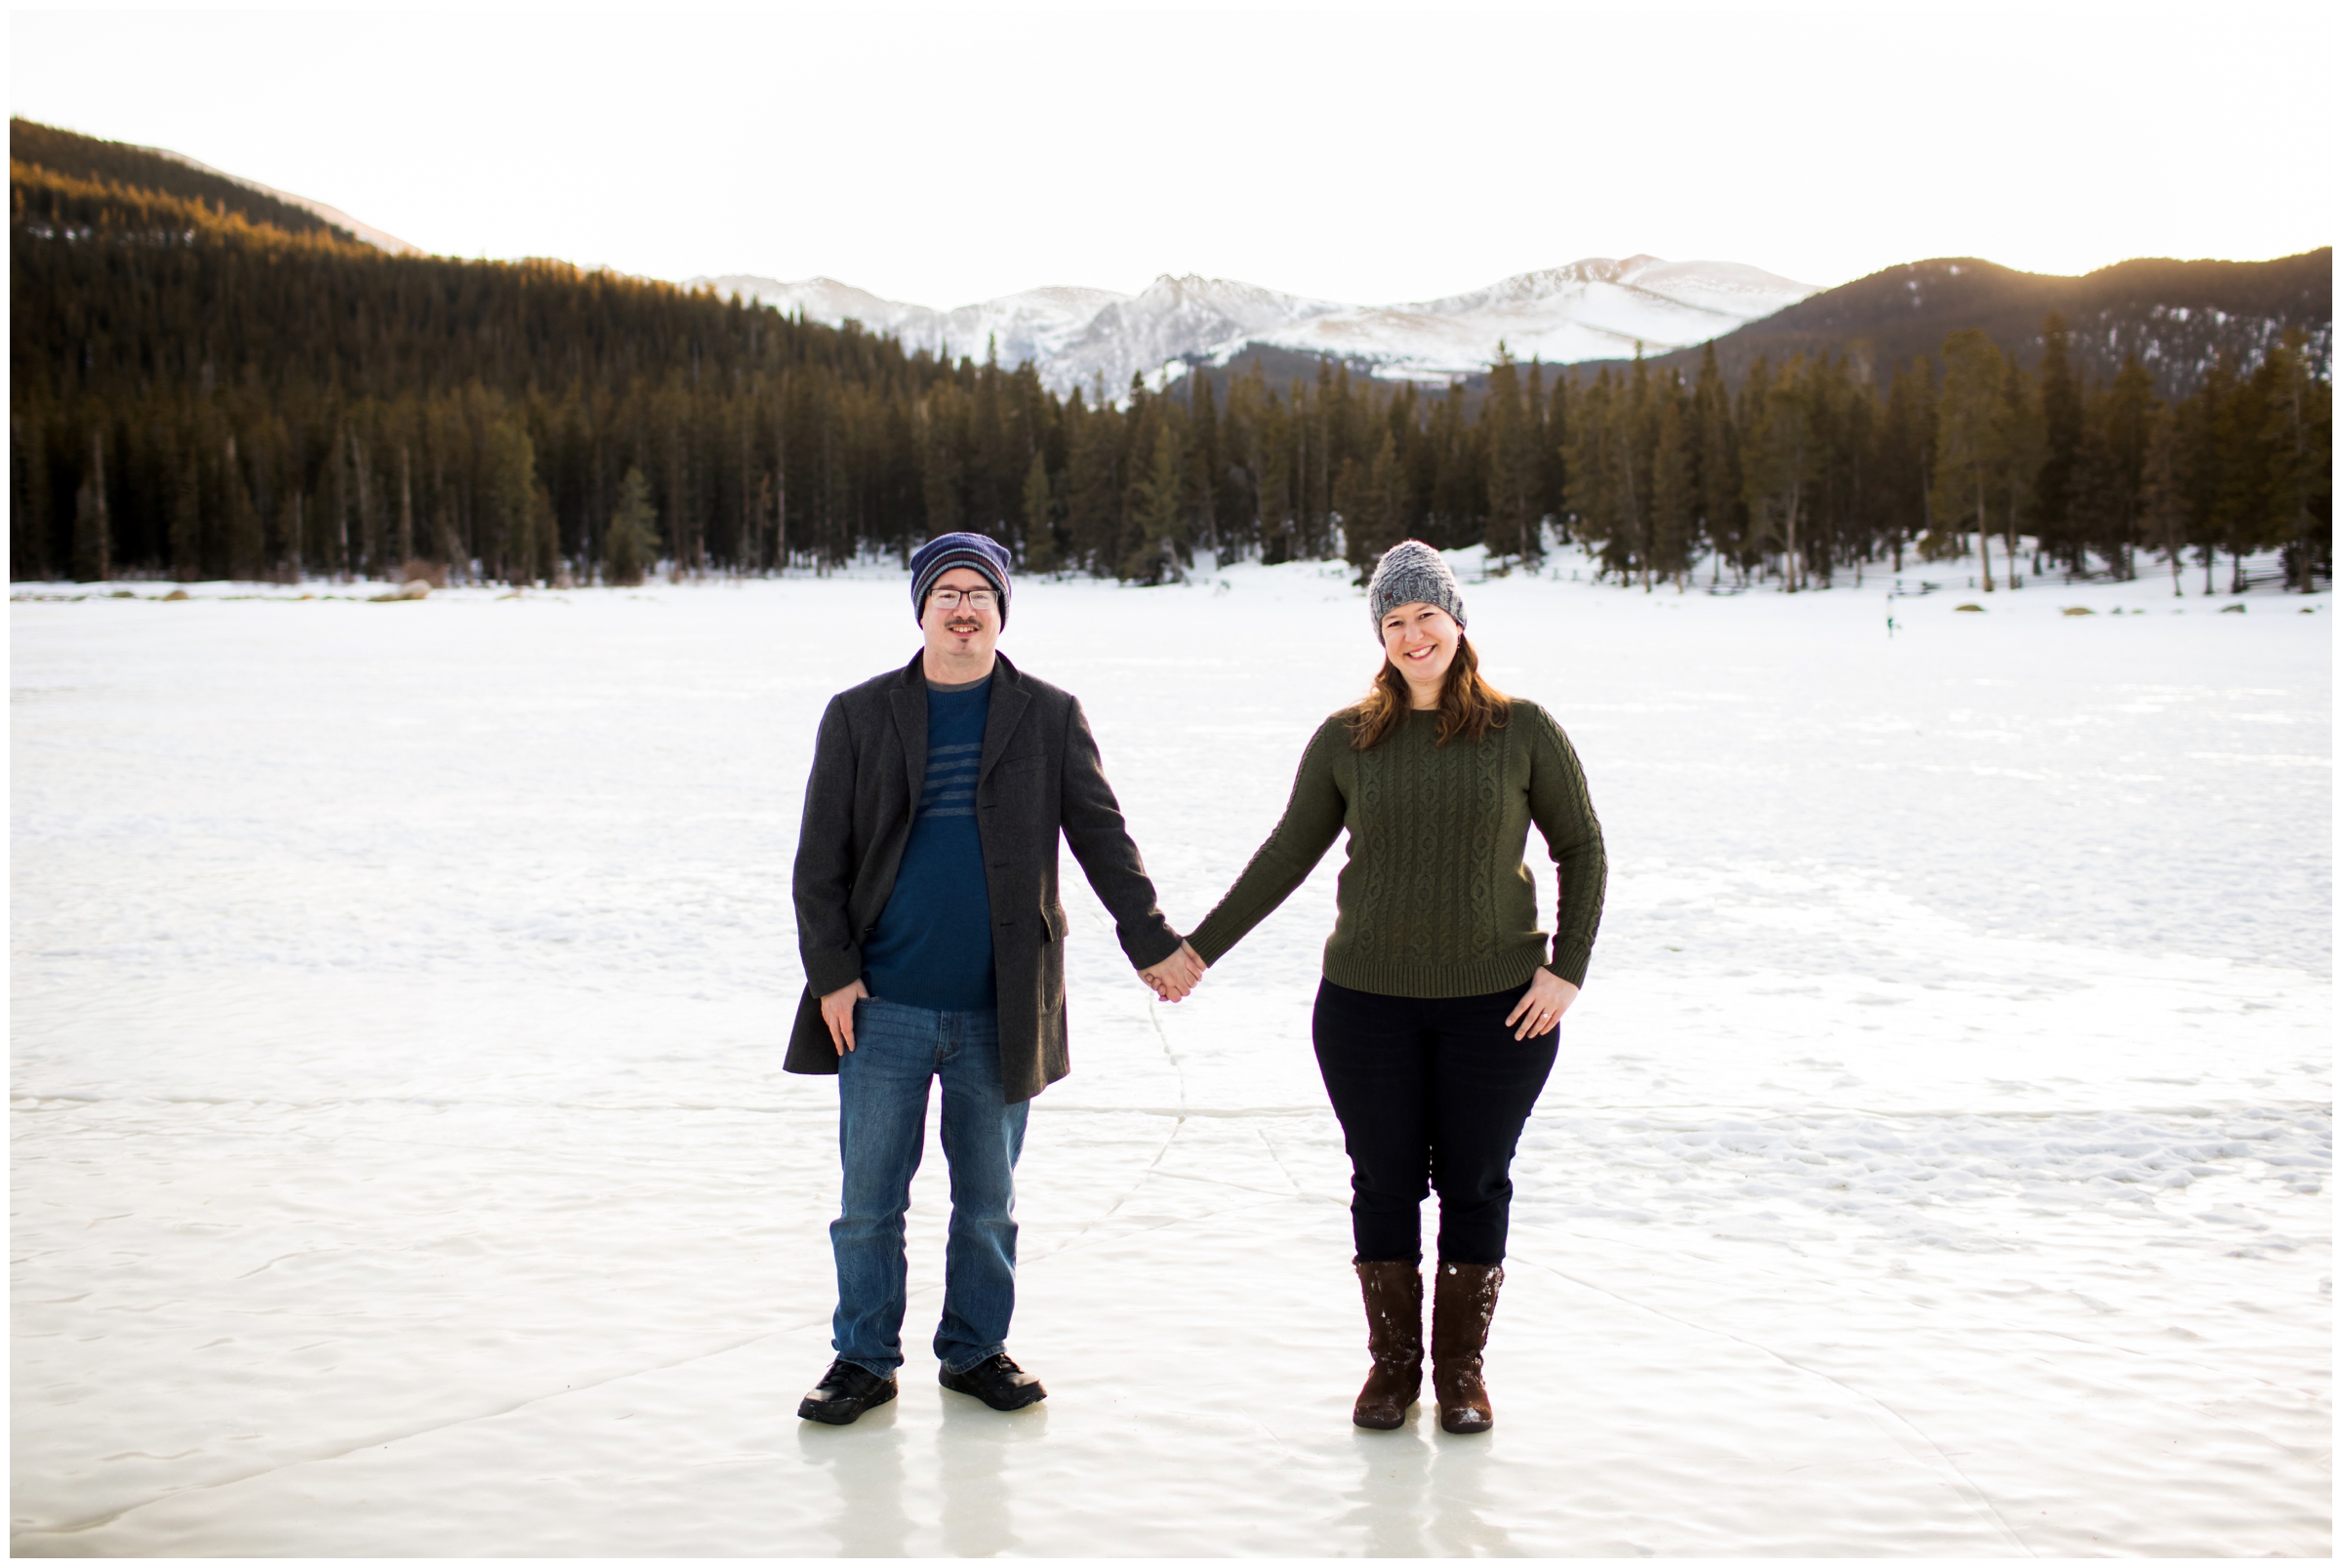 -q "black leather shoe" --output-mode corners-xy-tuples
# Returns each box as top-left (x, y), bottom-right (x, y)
(797, 1358), (898, 1425)
(940, 1352), (1047, 1411)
